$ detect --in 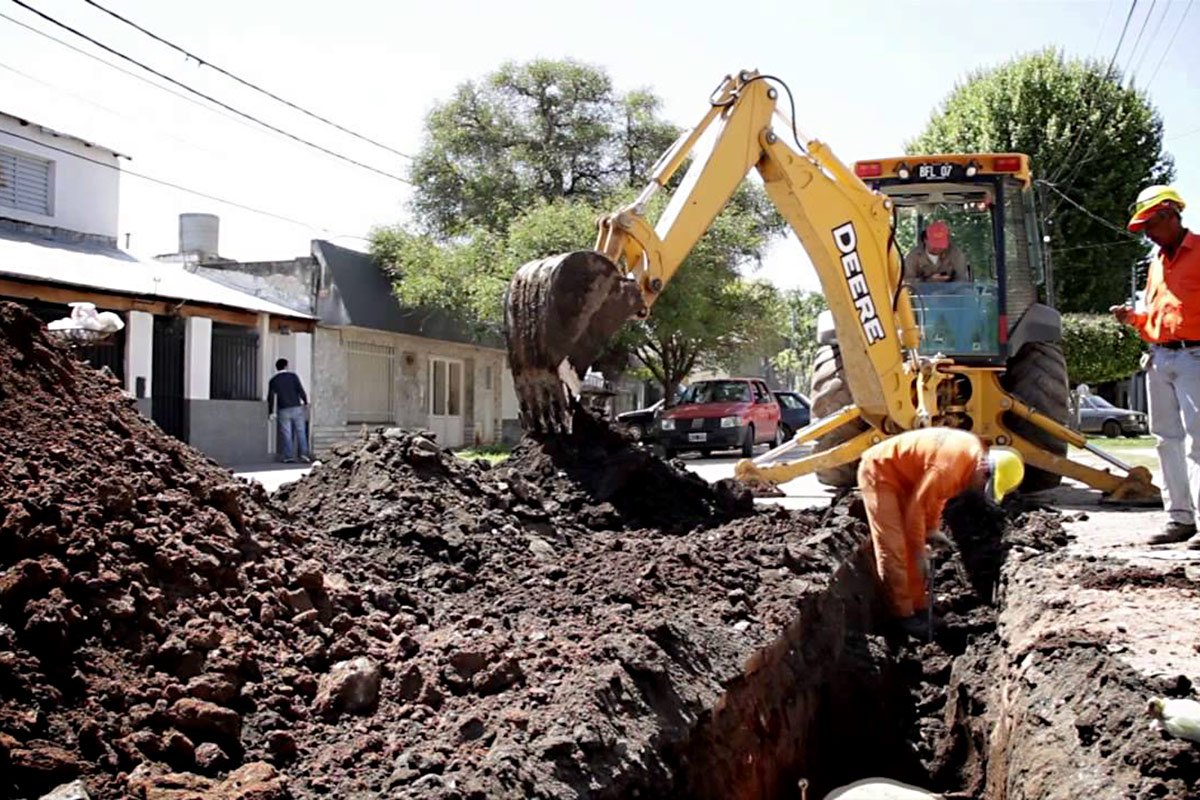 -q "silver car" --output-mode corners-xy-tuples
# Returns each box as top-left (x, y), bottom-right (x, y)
(1077, 394), (1148, 438)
